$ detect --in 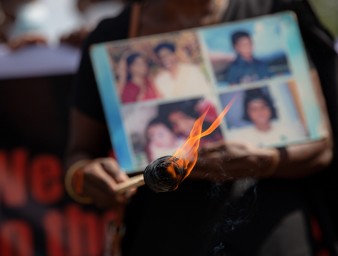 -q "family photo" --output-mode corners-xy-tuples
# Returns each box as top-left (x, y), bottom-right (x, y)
(106, 31), (213, 104)
(122, 97), (224, 165)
